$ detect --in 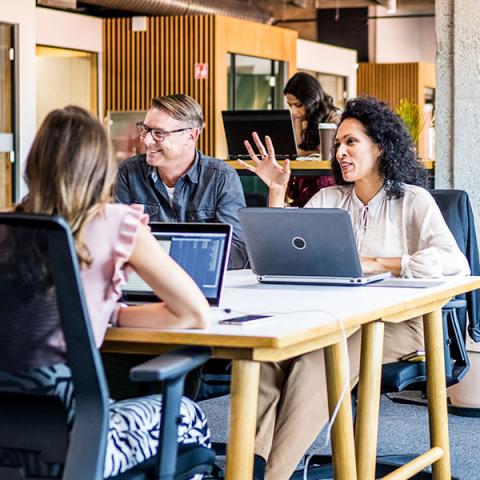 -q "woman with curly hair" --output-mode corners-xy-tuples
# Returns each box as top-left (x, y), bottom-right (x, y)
(240, 96), (469, 479)
(283, 72), (340, 206)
